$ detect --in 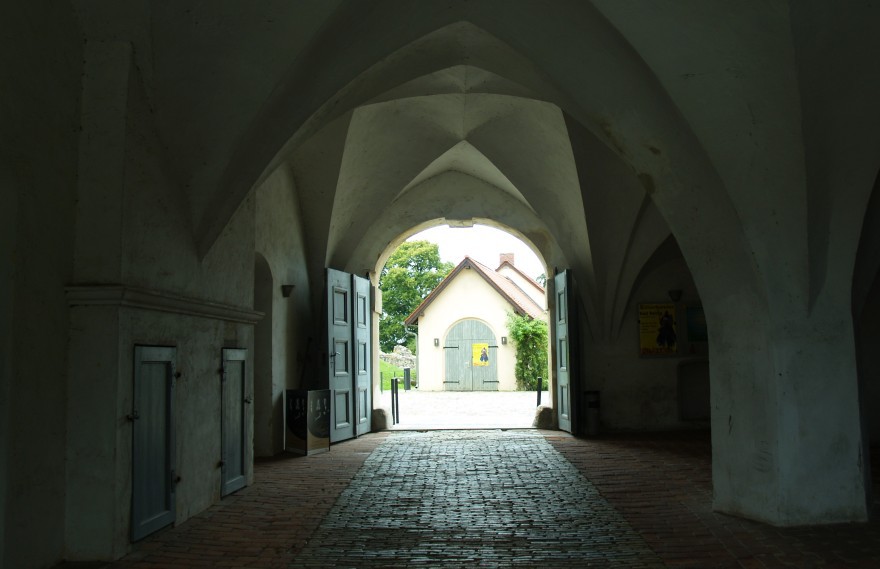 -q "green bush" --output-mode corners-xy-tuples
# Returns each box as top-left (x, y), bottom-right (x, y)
(506, 312), (549, 391)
